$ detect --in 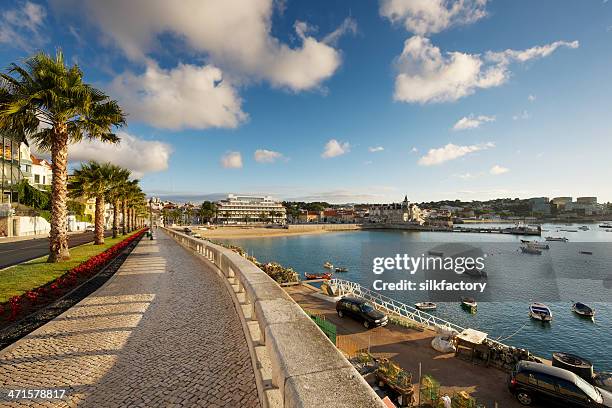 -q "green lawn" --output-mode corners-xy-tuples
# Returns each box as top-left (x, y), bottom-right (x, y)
(0, 234), (136, 303)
